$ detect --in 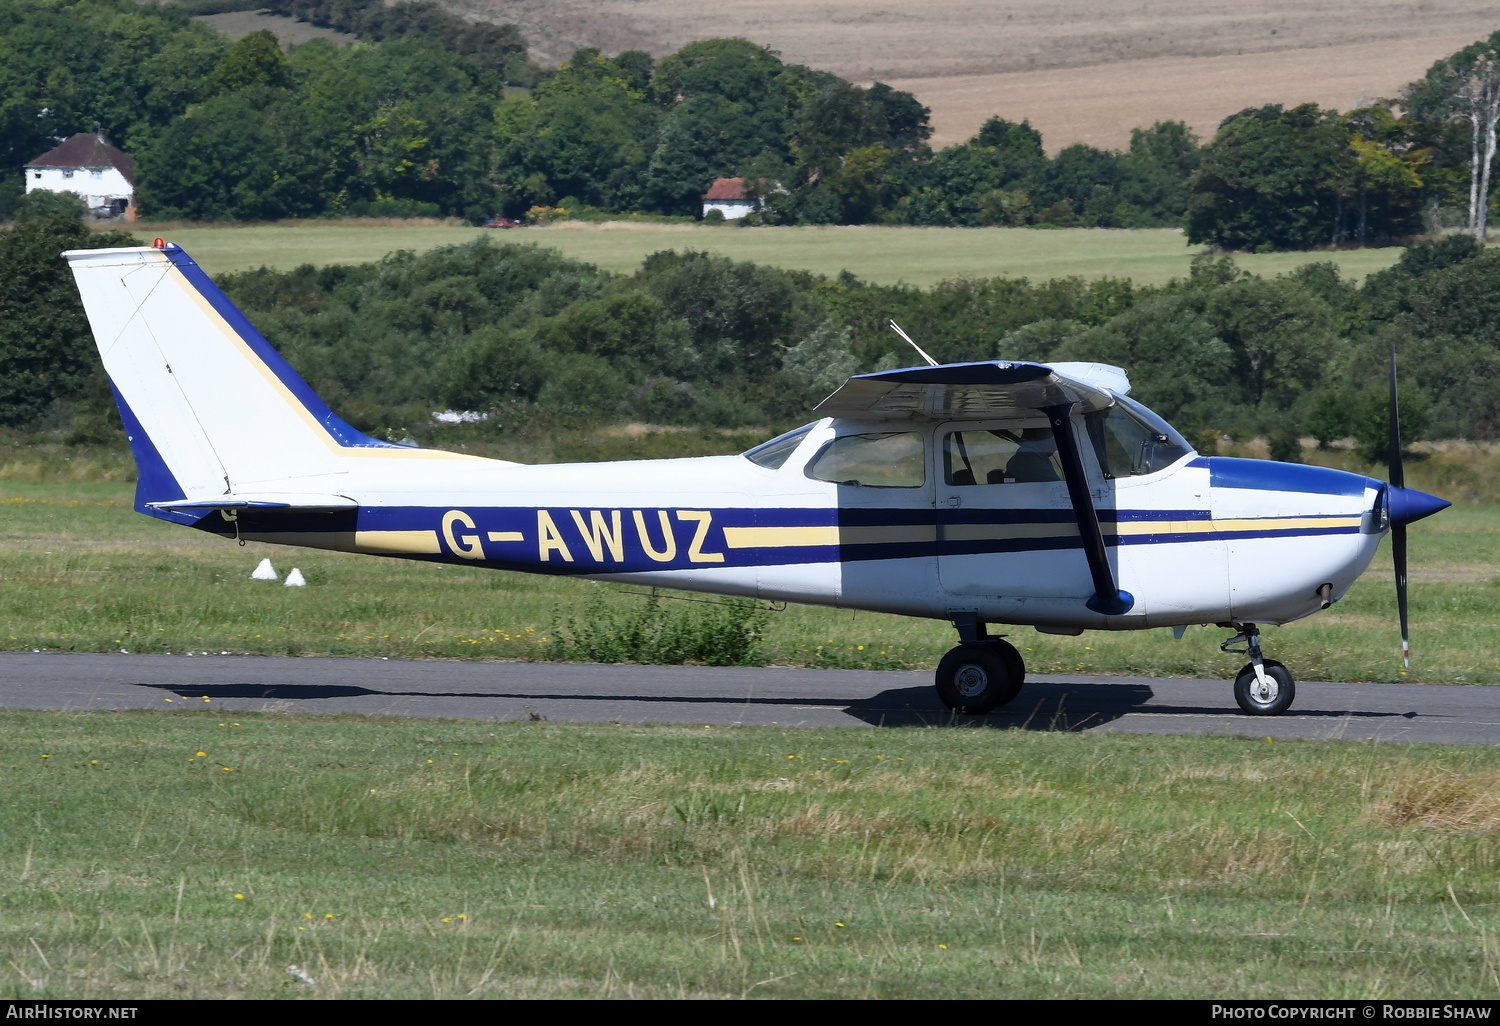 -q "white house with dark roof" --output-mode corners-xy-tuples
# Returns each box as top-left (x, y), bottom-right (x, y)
(24, 132), (136, 220)
(701, 177), (761, 220)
